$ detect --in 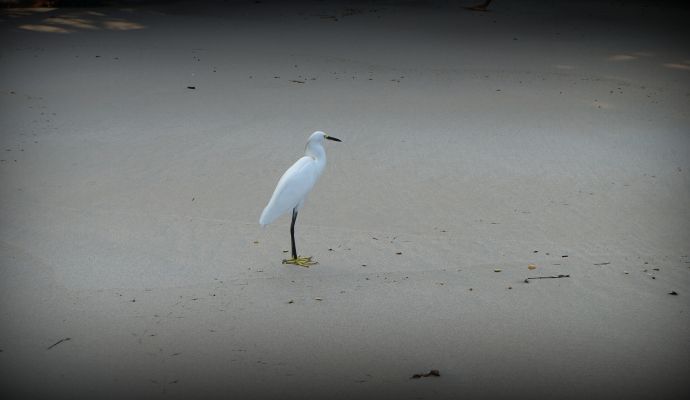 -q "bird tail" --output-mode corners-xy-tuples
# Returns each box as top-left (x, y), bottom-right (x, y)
(259, 205), (273, 226)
